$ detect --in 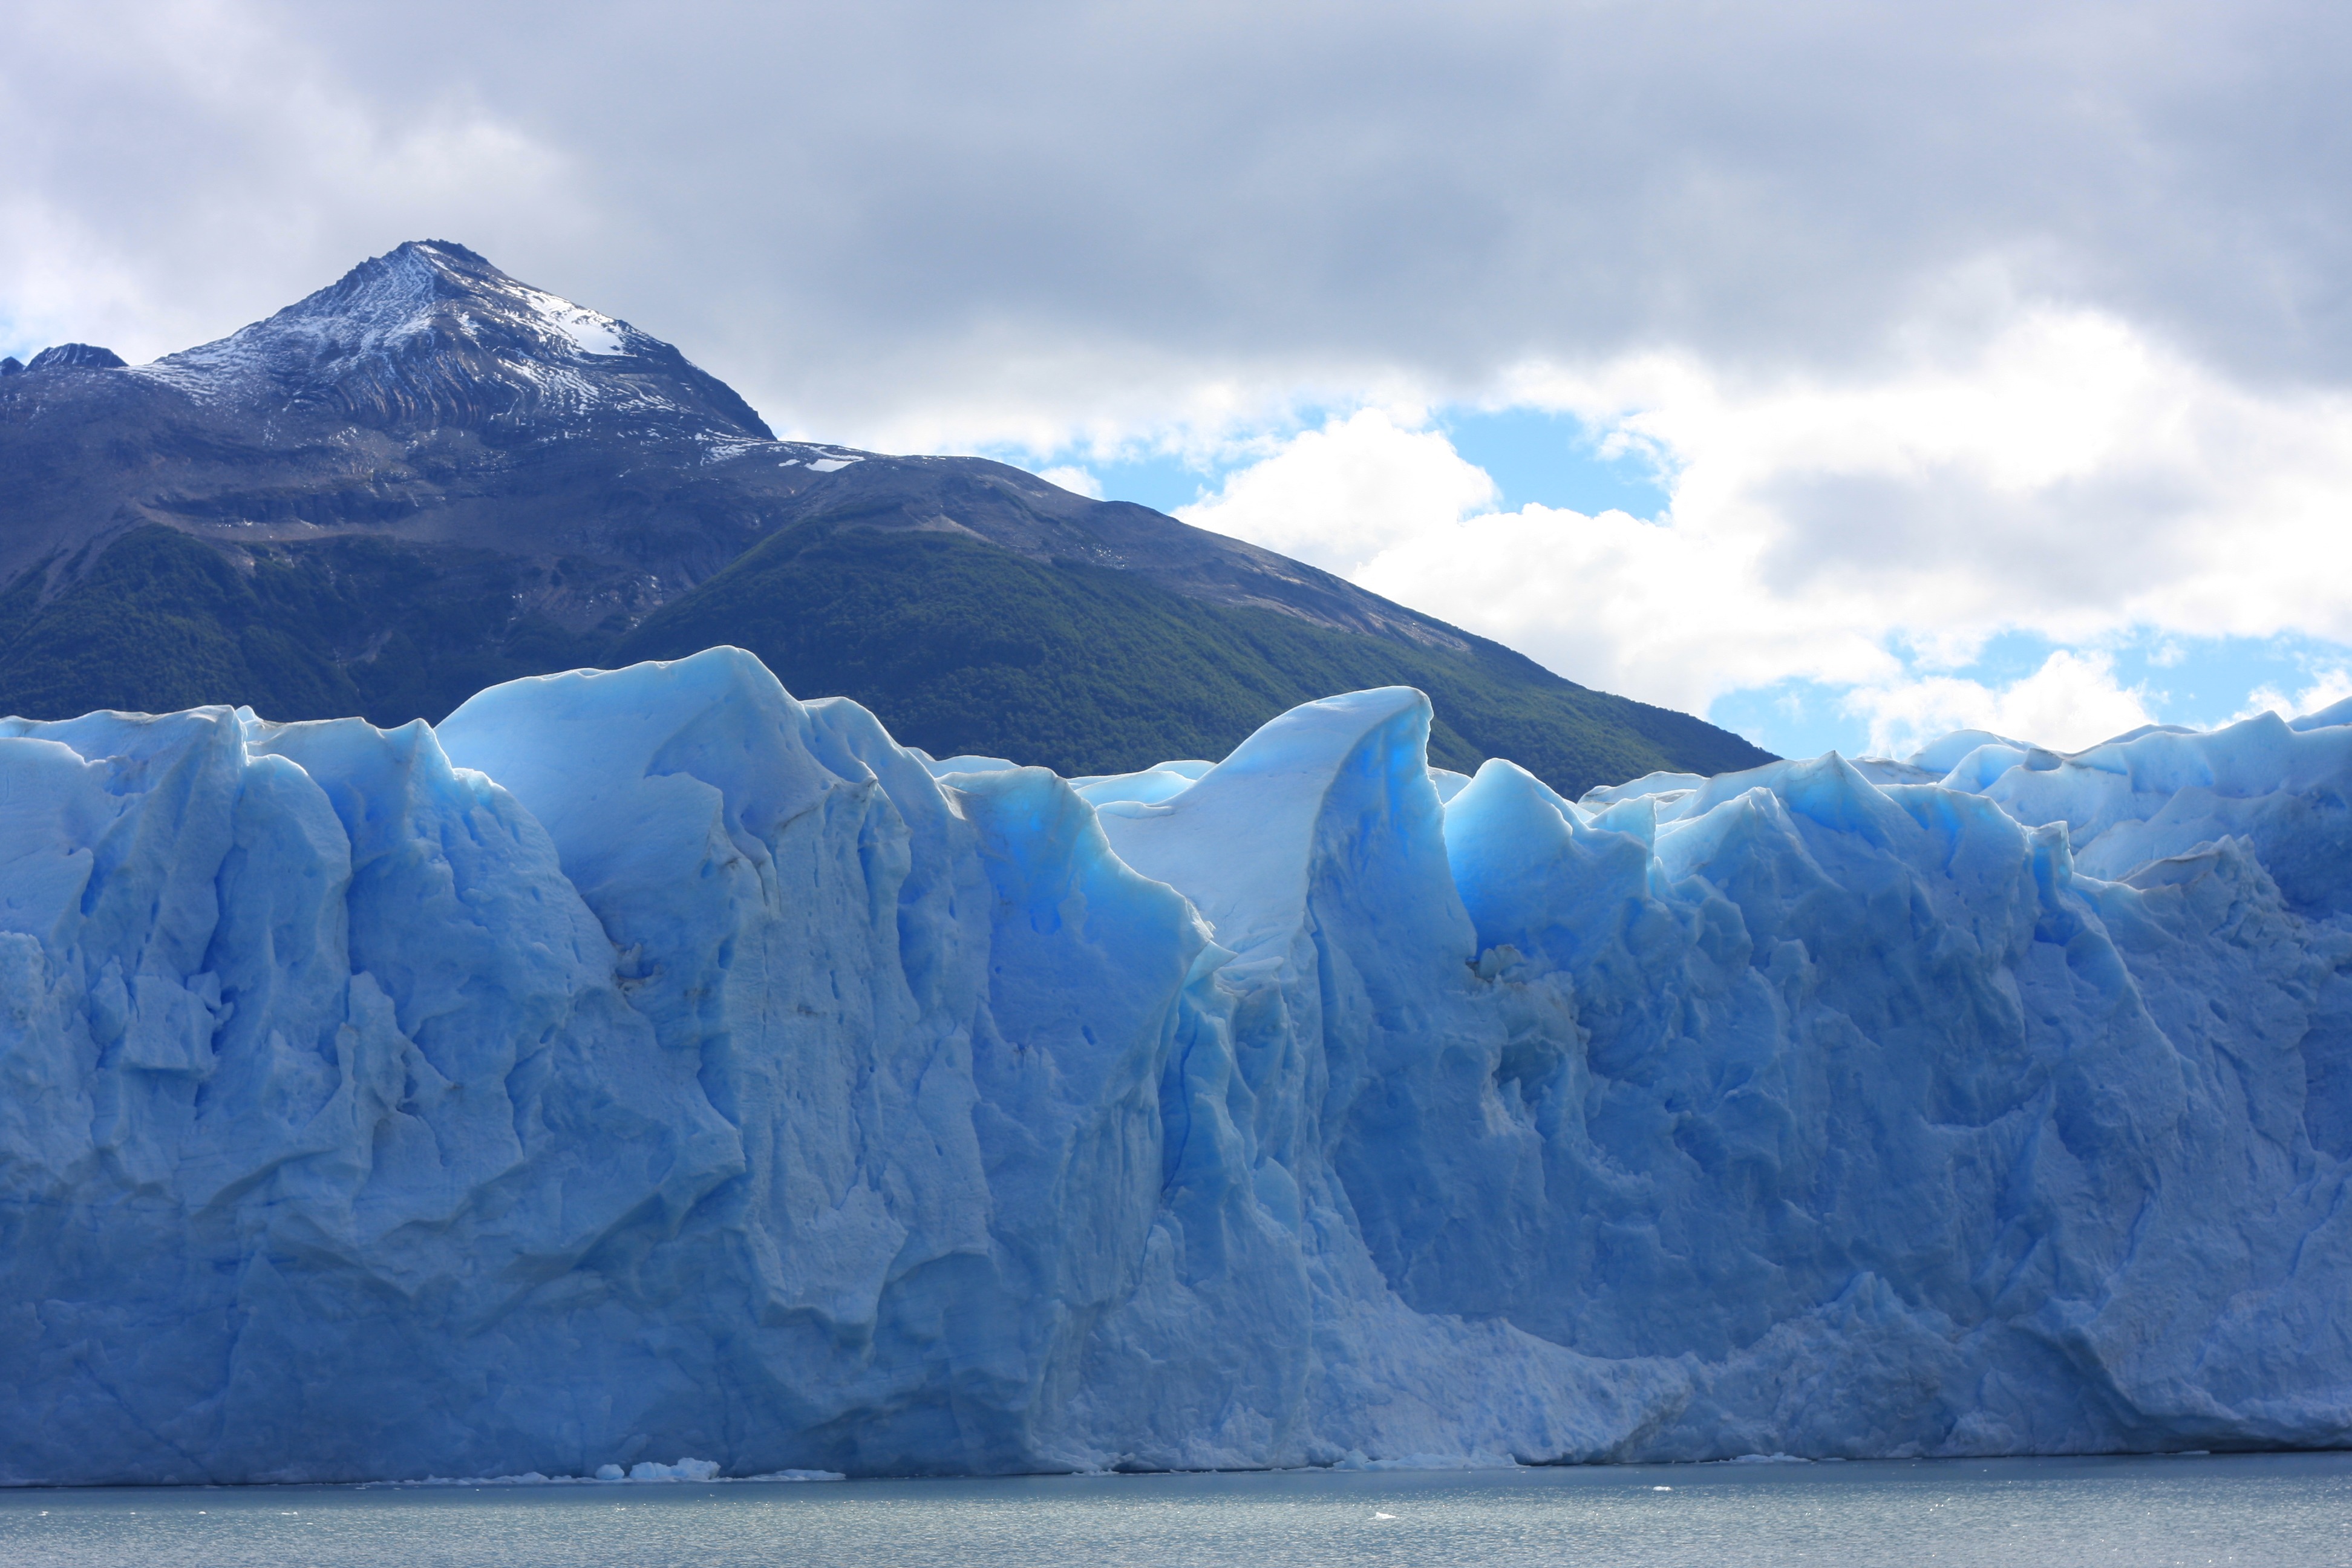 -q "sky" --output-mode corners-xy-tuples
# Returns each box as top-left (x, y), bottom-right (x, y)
(7, 0), (2351, 759)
